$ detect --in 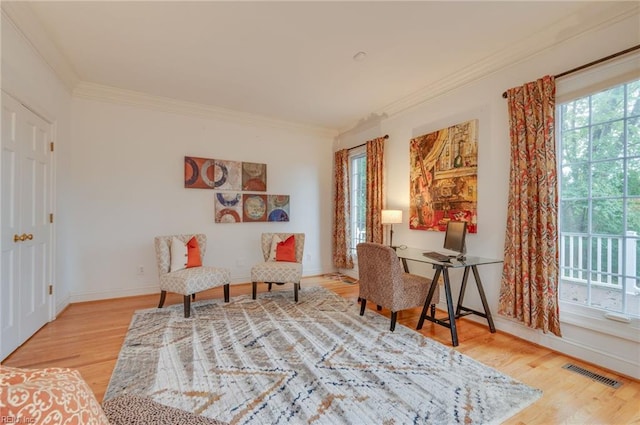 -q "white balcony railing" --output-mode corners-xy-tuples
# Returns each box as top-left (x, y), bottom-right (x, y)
(560, 231), (639, 293)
